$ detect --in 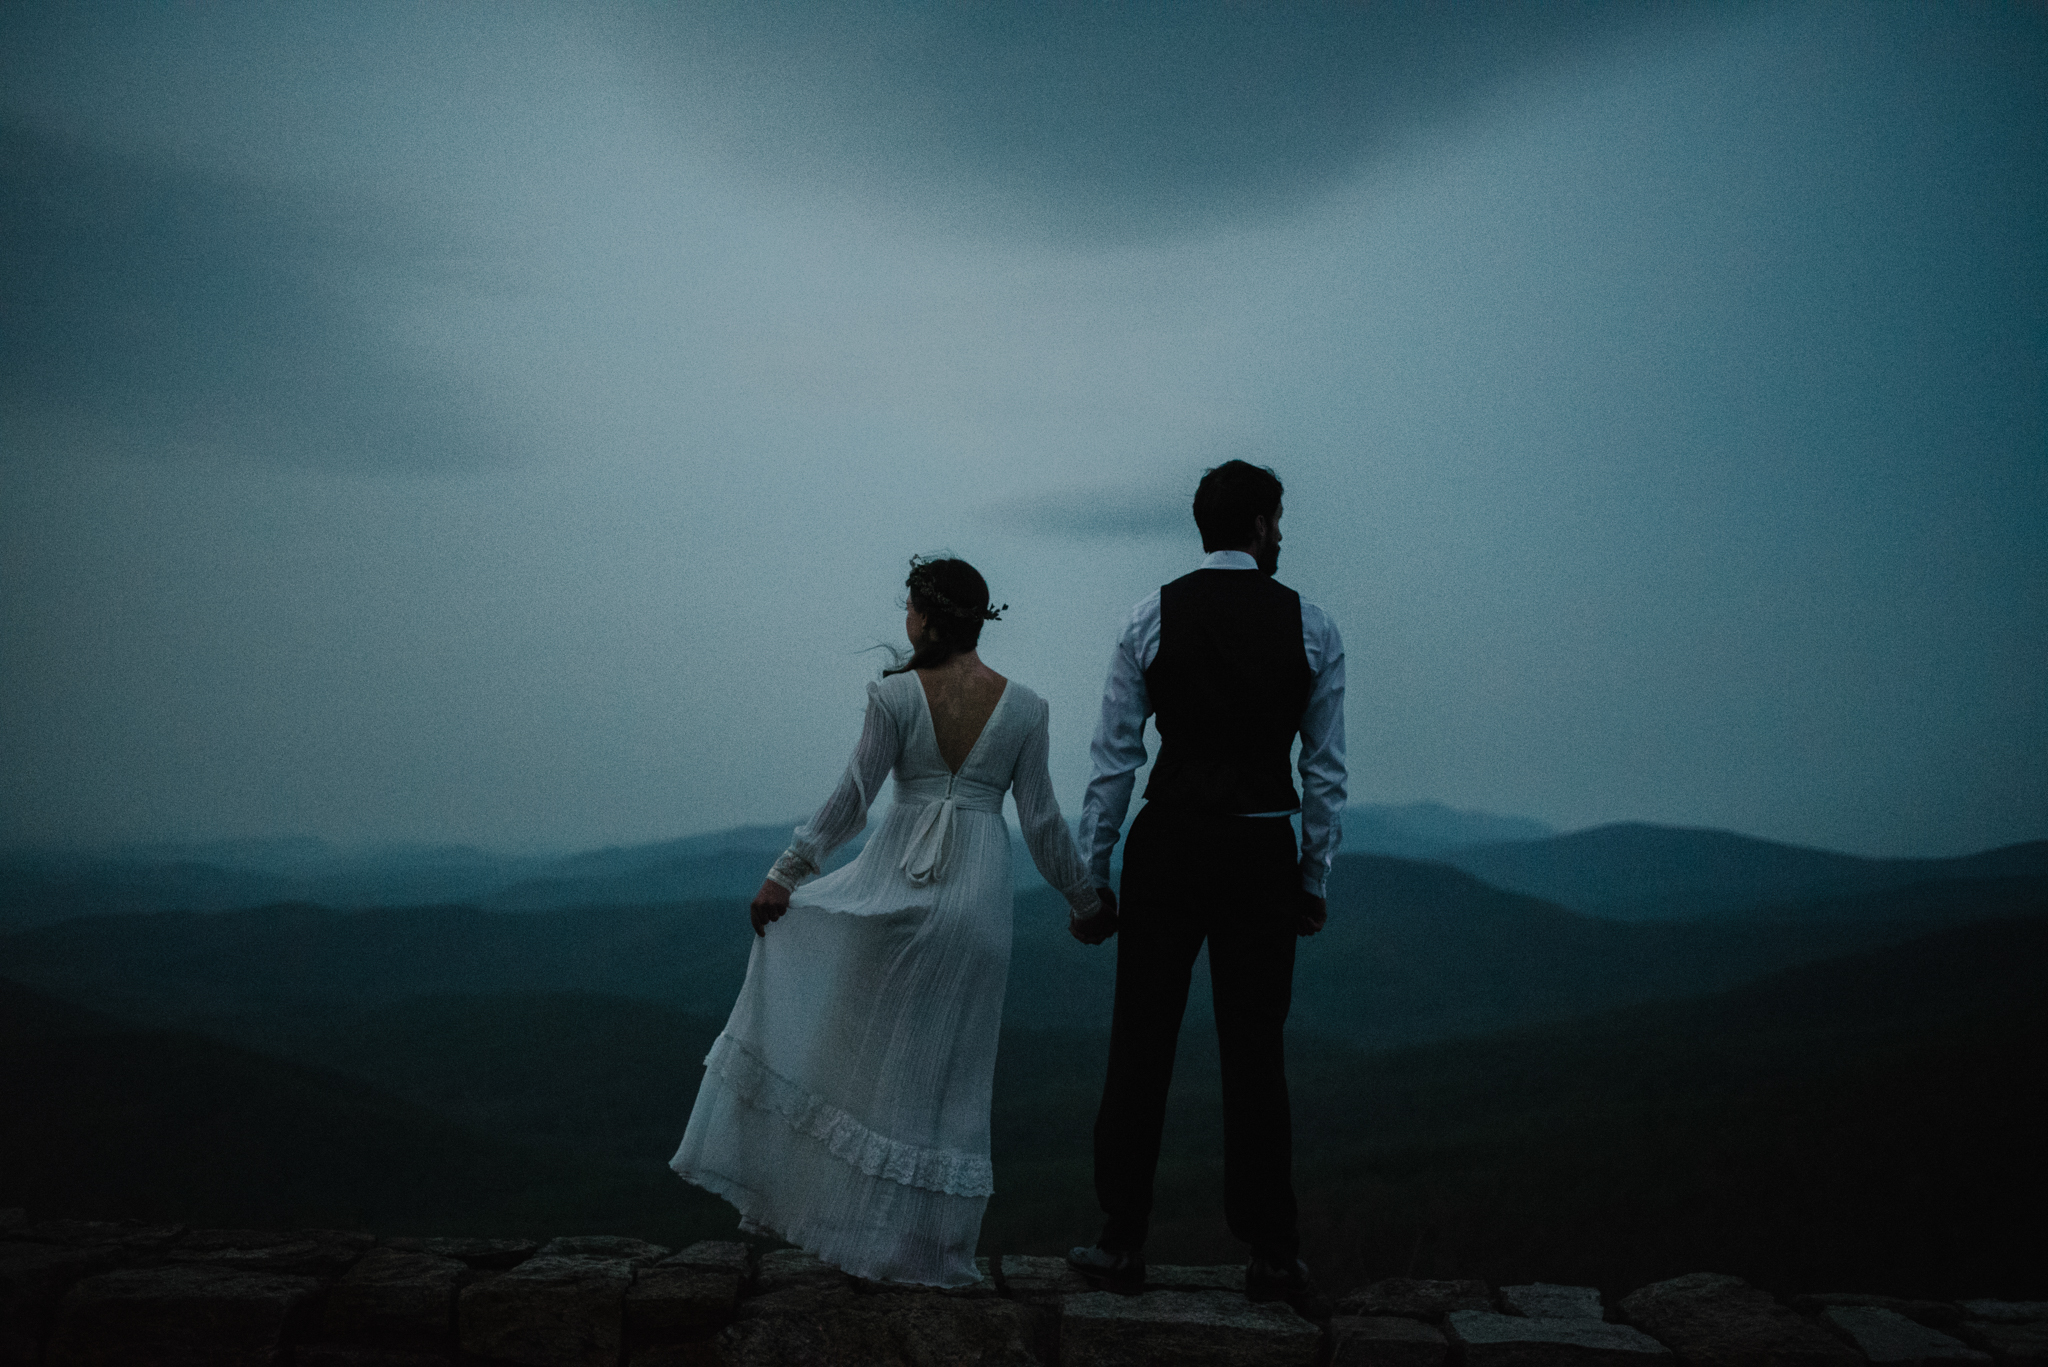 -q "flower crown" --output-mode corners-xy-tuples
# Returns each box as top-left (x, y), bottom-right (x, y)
(908, 556), (1006, 622)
